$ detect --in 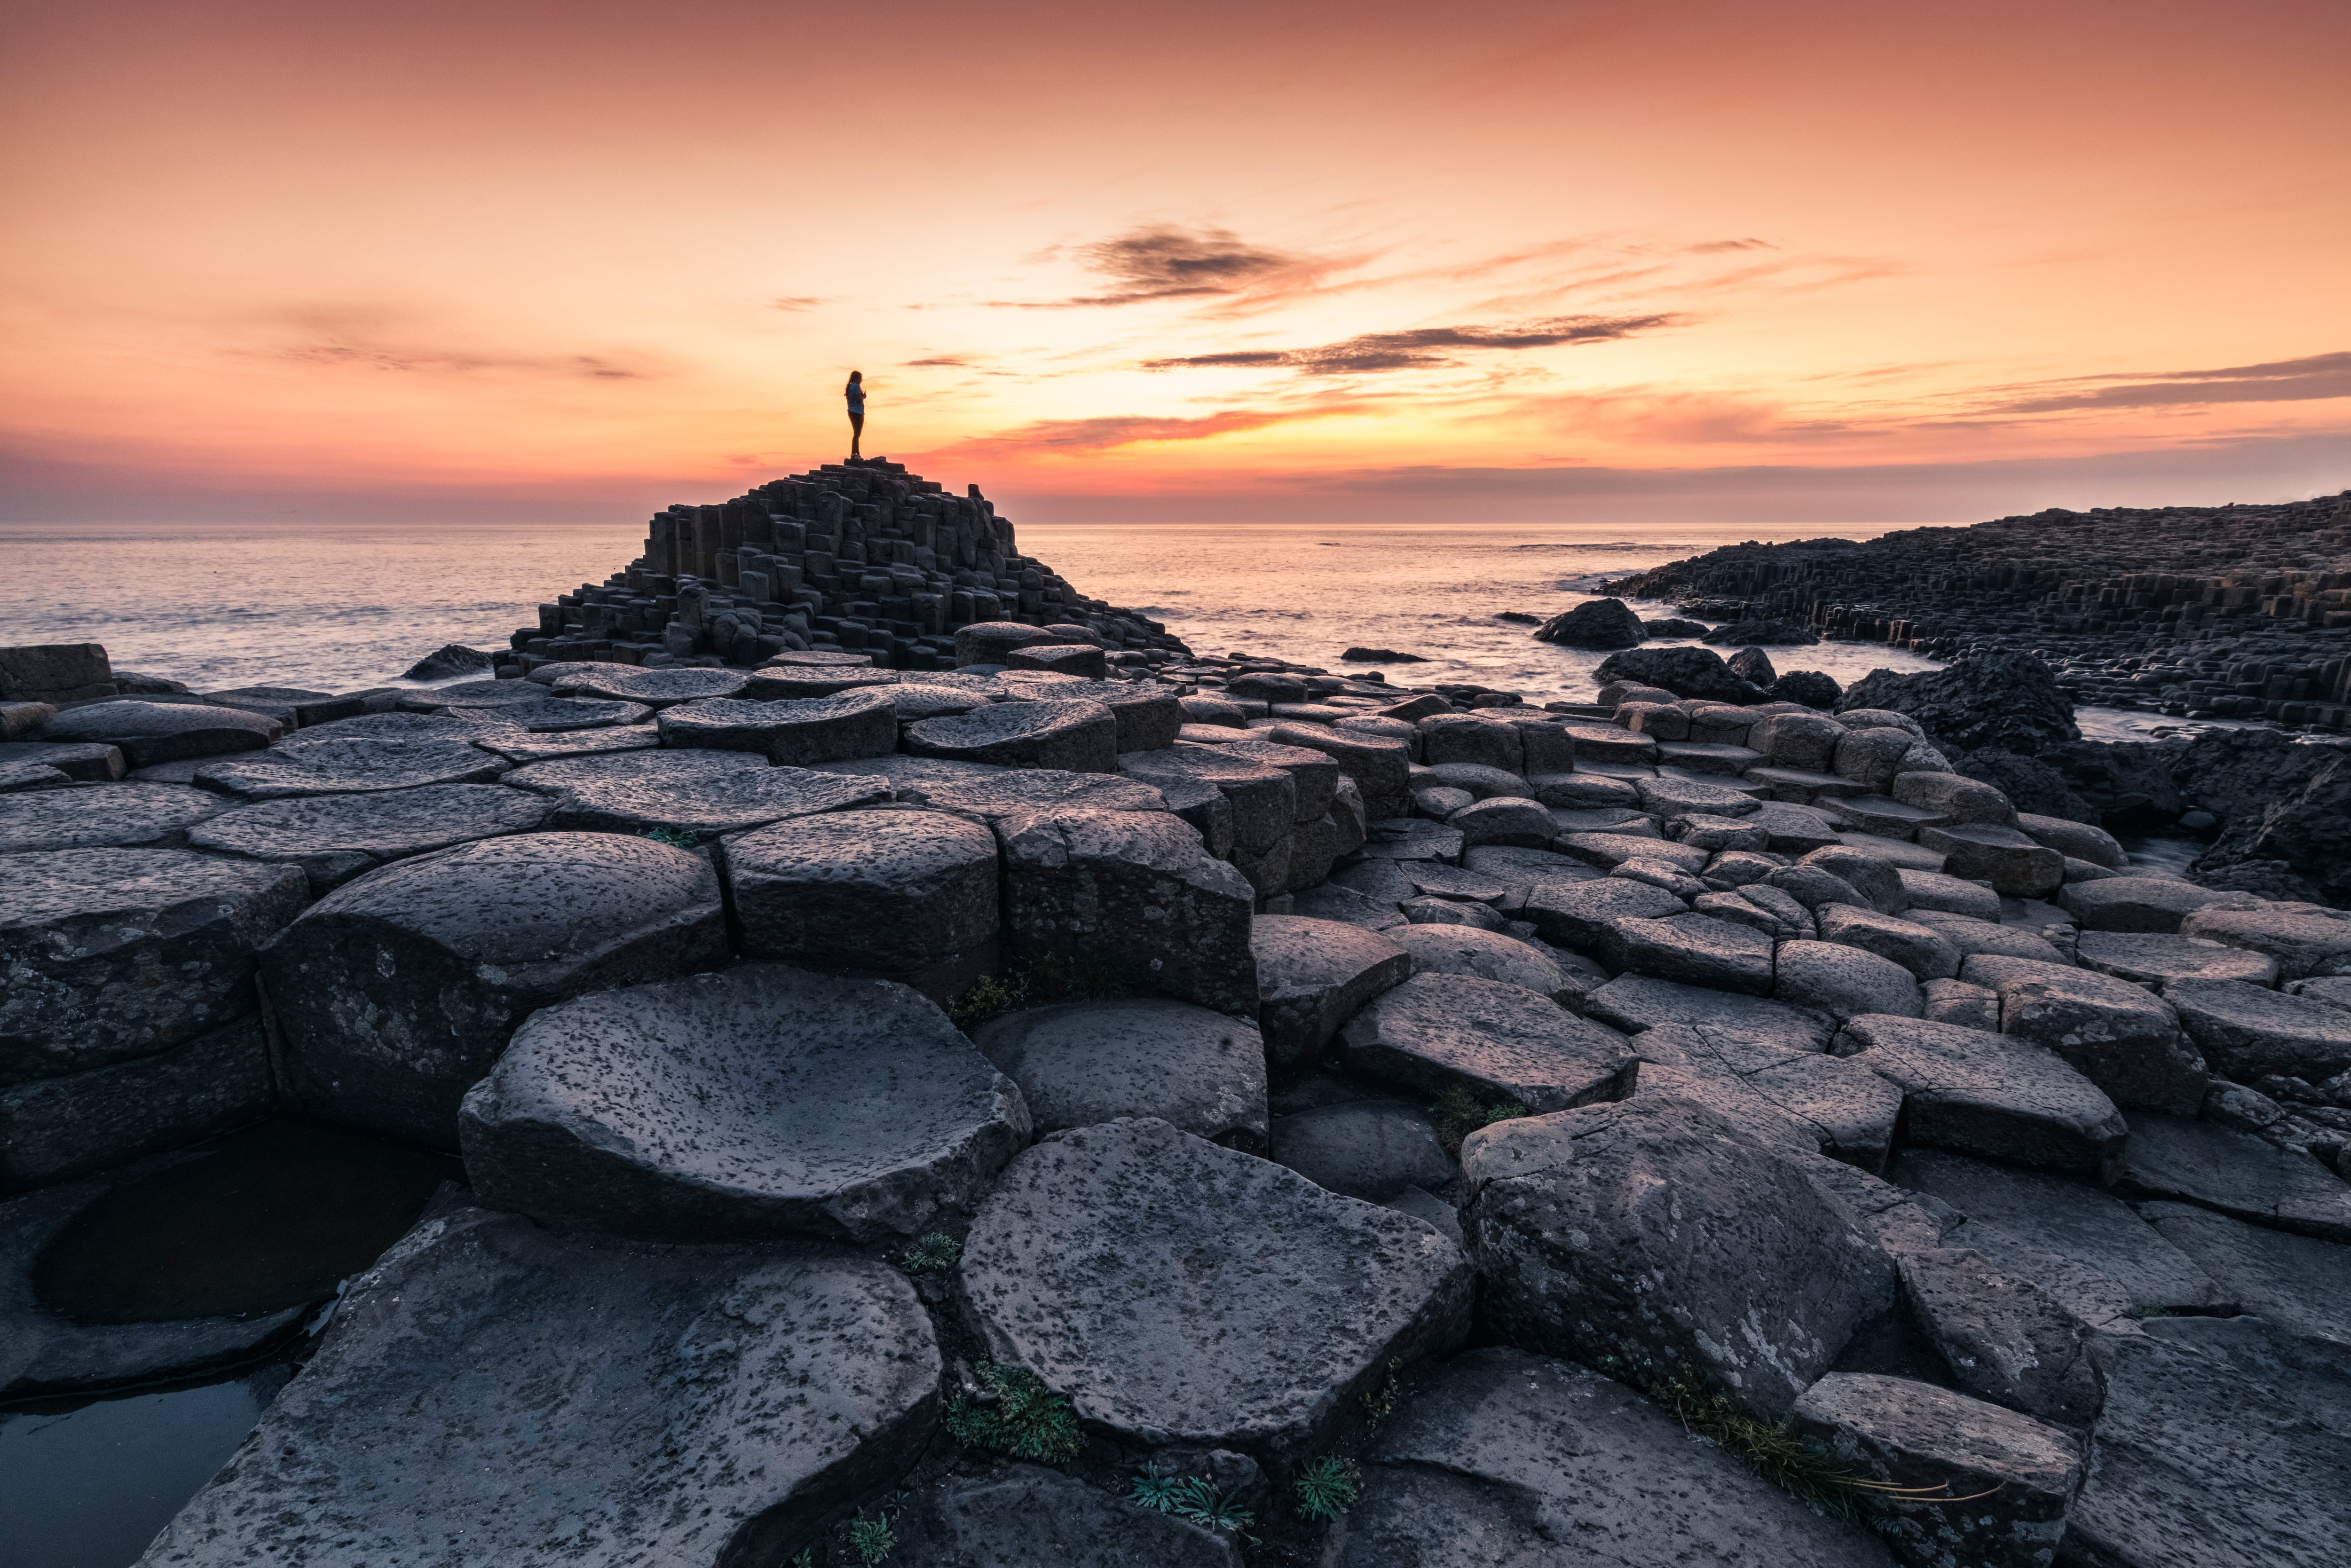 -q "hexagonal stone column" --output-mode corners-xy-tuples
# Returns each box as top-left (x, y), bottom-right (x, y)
(188, 783), (551, 893)
(262, 833), (730, 1146)
(906, 700), (1119, 772)
(195, 736), (507, 797)
(1252, 915), (1412, 1067)
(461, 964), (1027, 1240)
(726, 808), (1000, 999)
(138, 1202), (939, 1568)
(503, 749), (888, 839)
(1341, 973), (1636, 1111)
(973, 999), (1267, 1150)
(958, 1117), (1470, 1465)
